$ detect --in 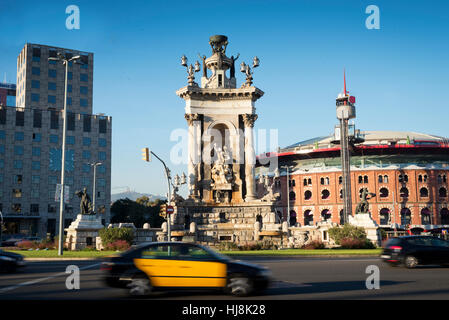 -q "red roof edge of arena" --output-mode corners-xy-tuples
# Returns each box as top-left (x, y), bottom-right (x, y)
(256, 142), (449, 160)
